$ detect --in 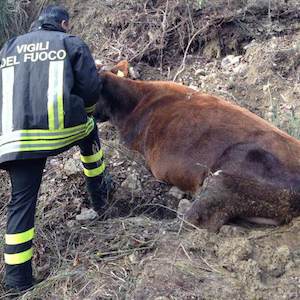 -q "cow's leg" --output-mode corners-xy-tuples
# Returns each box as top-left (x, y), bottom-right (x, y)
(184, 170), (235, 232)
(184, 169), (292, 231)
